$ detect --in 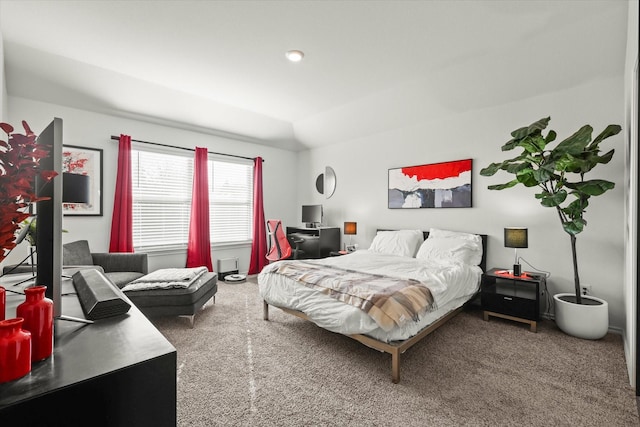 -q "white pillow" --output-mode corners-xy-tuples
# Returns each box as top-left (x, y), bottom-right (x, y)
(369, 230), (424, 258)
(416, 229), (483, 265)
(428, 228), (480, 242)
